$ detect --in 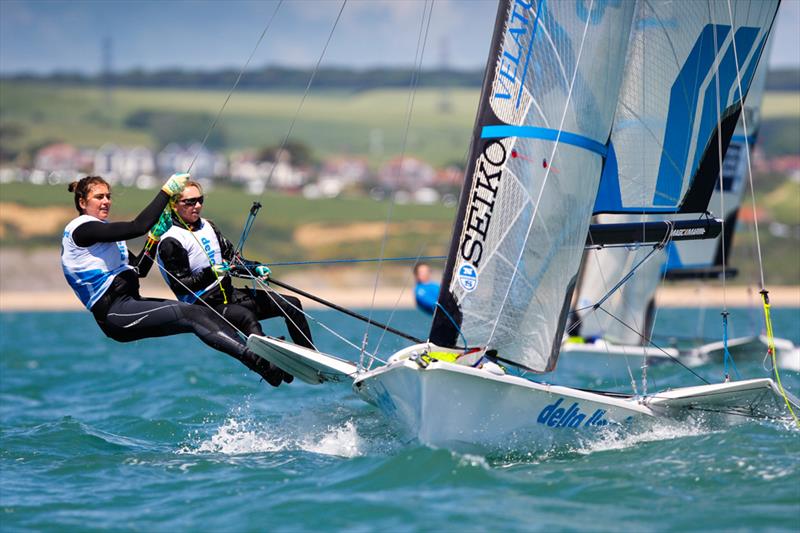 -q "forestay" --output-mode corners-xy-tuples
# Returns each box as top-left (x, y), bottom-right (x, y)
(429, 0), (635, 372)
(593, 0), (779, 215)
